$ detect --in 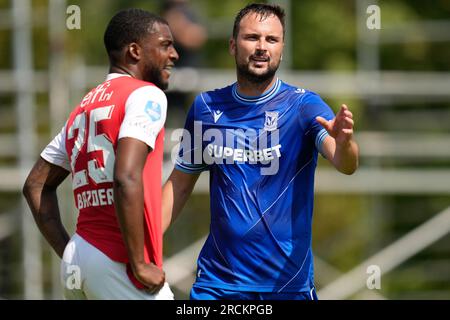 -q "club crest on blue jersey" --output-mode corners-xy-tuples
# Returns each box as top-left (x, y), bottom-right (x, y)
(144, 101), (161, 121)
(264, 111), (278, 131)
